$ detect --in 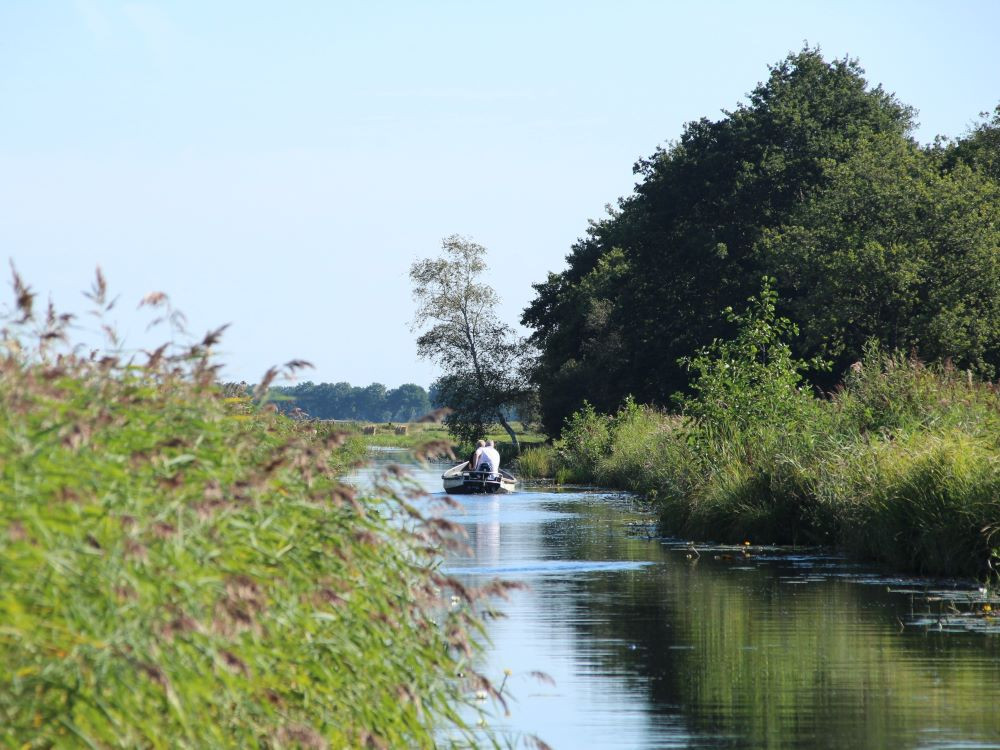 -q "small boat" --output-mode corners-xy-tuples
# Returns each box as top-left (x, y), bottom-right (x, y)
(442, 461), (517, 495)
